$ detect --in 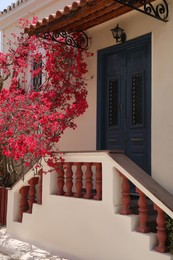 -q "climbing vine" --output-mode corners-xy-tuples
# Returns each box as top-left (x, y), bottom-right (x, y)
(0, 17), (93, 186)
